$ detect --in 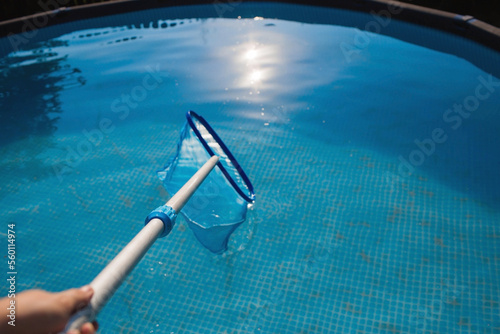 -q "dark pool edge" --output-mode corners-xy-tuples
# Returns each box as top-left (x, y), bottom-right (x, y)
(286, 0), (500, 55)
(0, 0), (499, 49)
(1, 0), (499, 52)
